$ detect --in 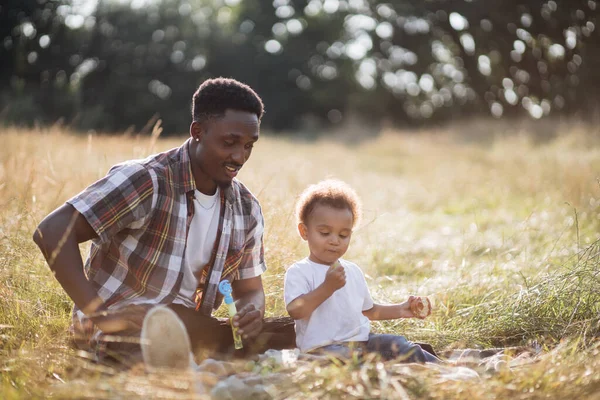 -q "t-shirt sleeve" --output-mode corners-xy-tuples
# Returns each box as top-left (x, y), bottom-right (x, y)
(237, 202), (267, 279)
(66, 162), (156, 244)
(358, 266), (374, 311)
(284, 266), (311, 306)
